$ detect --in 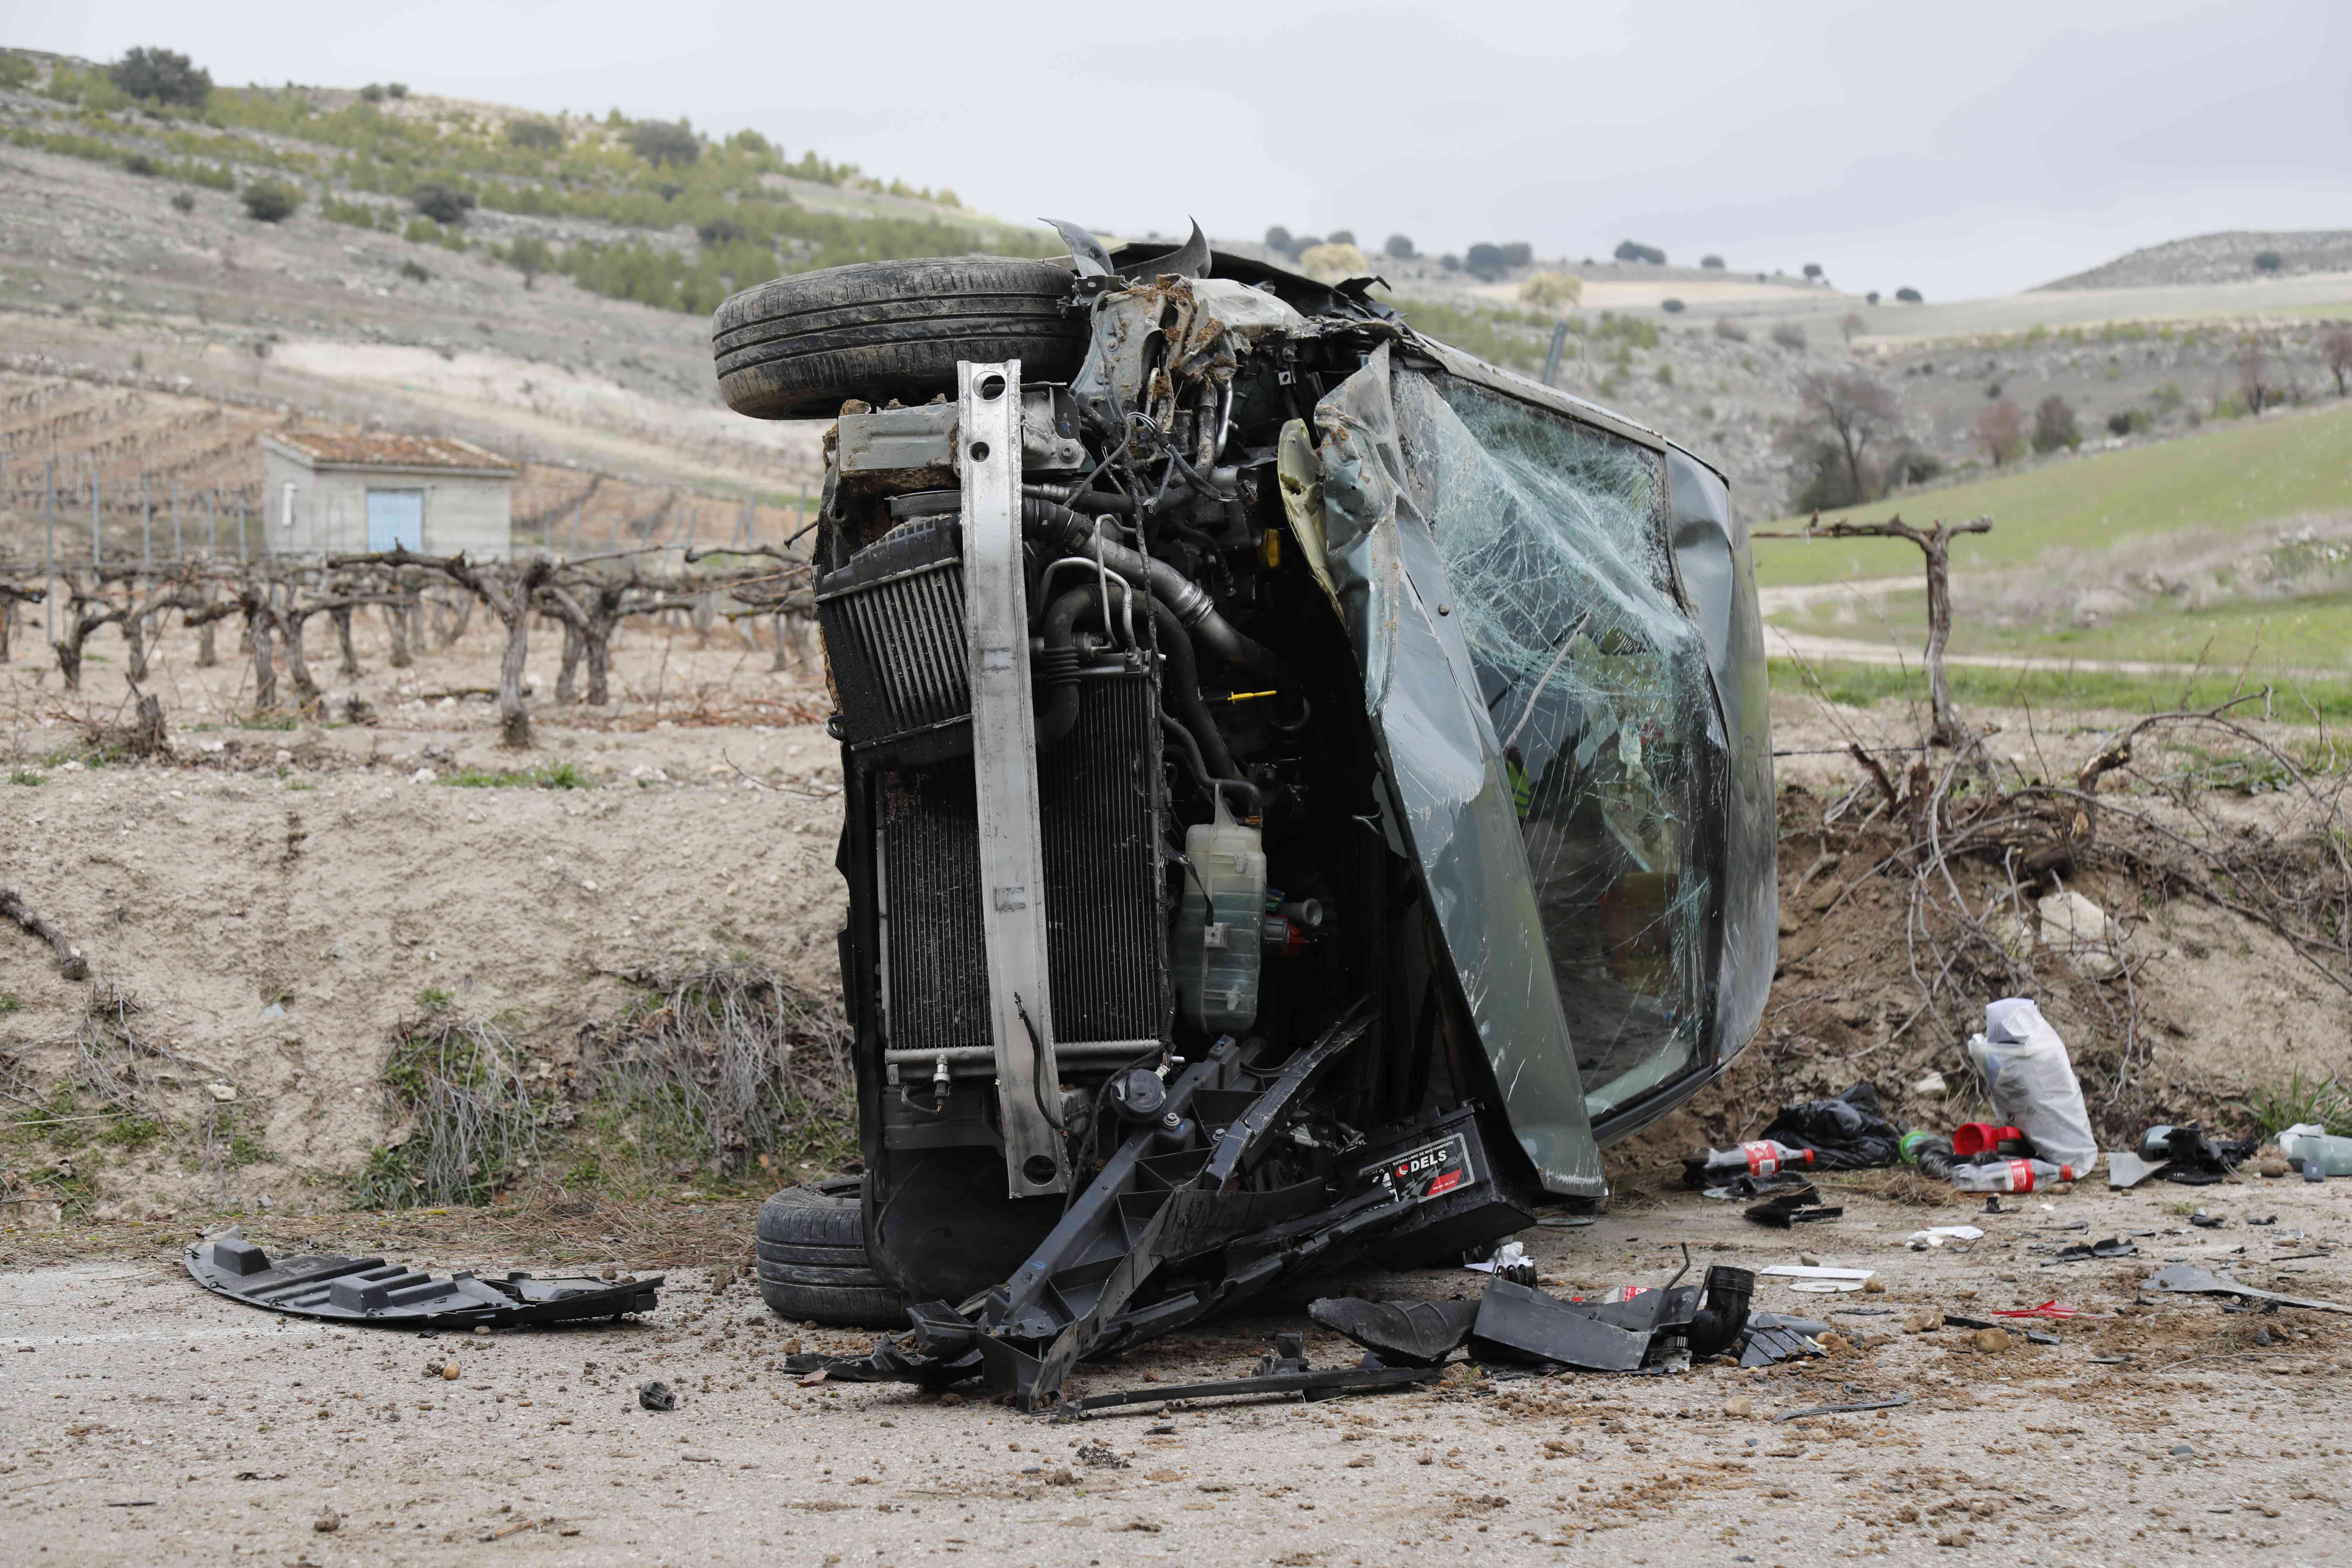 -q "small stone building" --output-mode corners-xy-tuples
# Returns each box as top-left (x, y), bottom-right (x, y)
(258, 432), (519, 559)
